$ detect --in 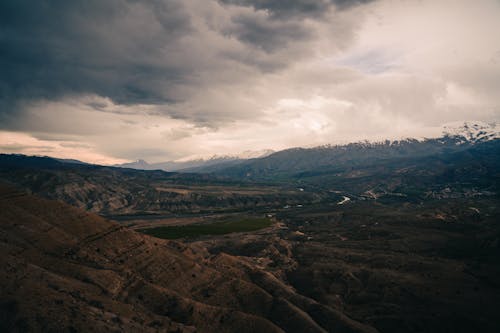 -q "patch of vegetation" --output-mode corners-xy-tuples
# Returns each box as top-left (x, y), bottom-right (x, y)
(139, 217), (272, 239)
